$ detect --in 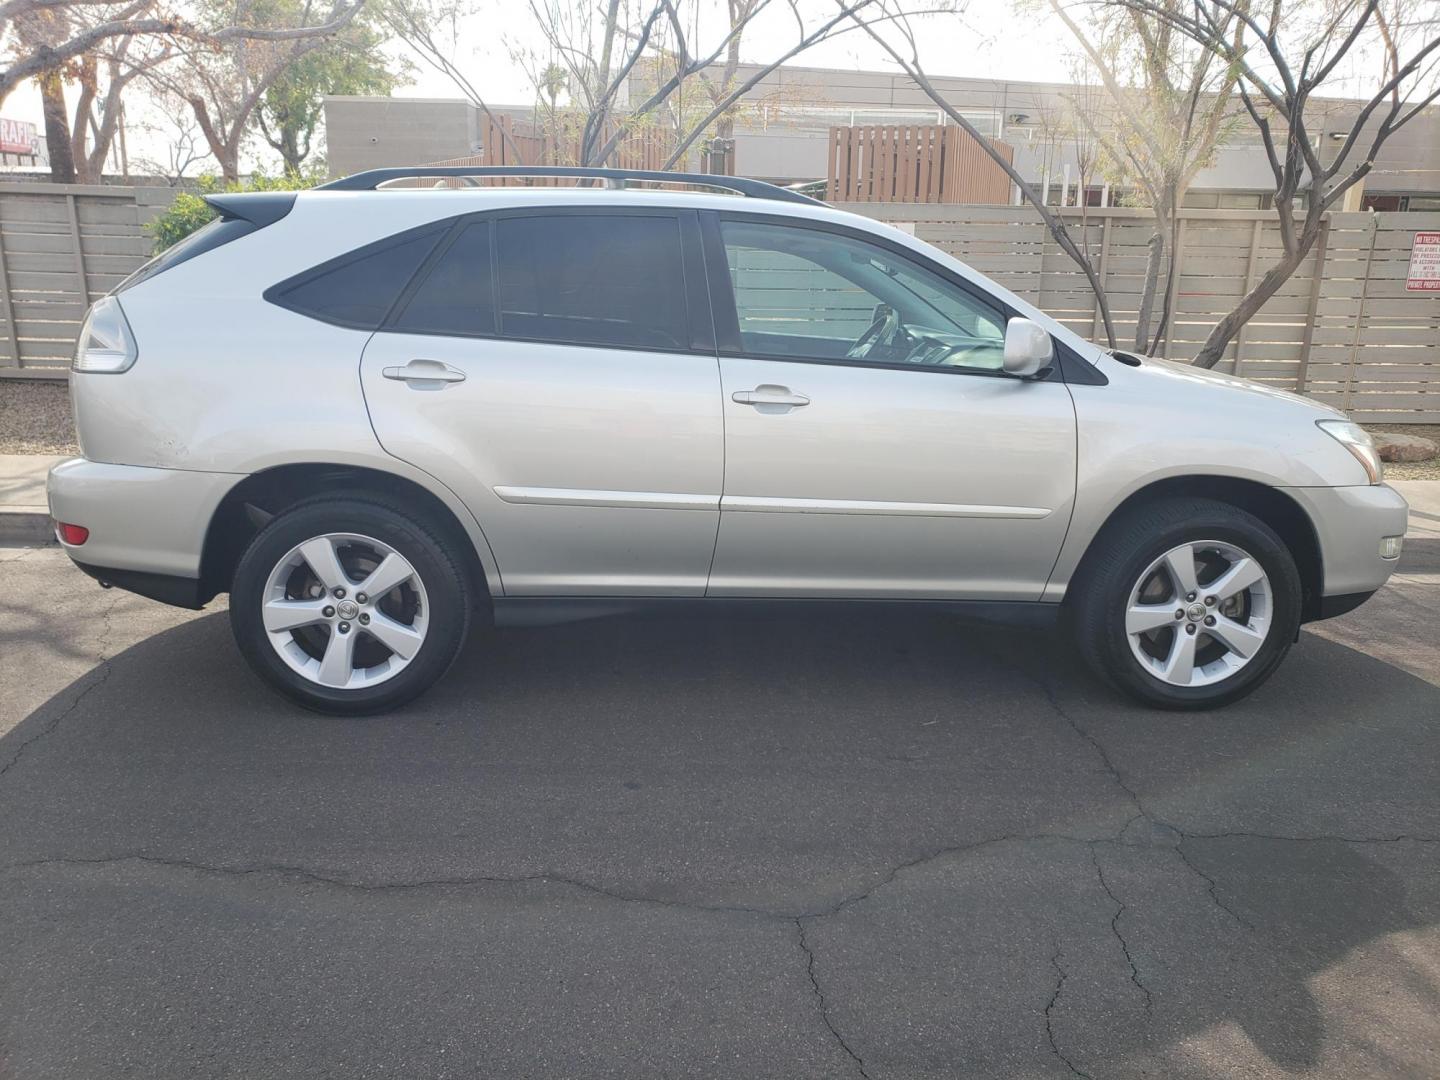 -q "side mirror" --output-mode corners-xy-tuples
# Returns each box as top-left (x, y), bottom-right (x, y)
(1003, 317), (1054, 378)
